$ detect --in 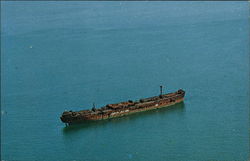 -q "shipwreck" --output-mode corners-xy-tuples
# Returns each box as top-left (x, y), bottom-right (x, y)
(60, 86), (185, 125)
